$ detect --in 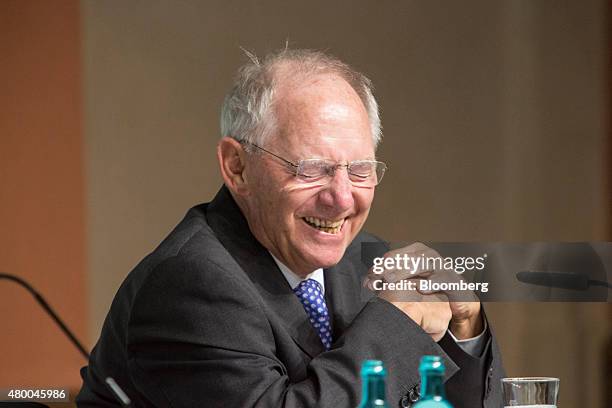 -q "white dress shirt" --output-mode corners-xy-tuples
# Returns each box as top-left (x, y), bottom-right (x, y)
(272, 255), (325, 294)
